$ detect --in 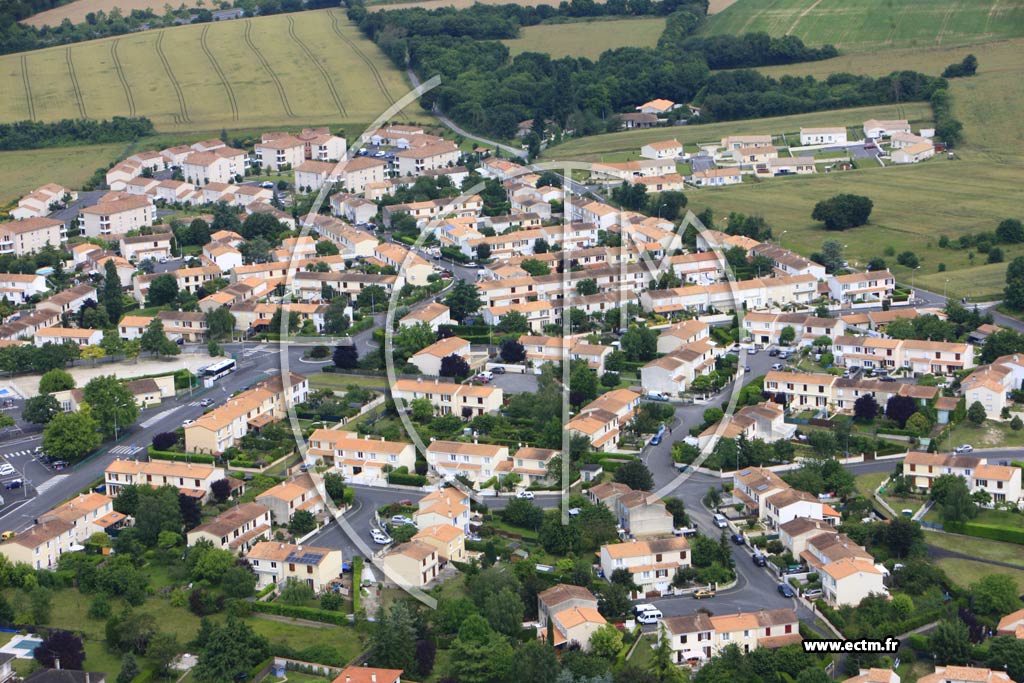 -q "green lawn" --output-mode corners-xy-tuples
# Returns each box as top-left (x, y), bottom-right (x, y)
(627, 633), (657, 668)
(923, 506), (1024, 530)
(0, 142), (125, 206)
(939, 419), (1024, 449)
(935, 557), (1024, 592)
(924, 530), (1024, 566)
(503, 17), (666, 59)
(309, 373), (389, 391)
(699, 0), (1024, 51)
(854, 471), (888, 497)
